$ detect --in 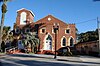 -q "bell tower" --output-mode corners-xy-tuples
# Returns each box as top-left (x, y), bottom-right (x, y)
(16, 8), (35, 26)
